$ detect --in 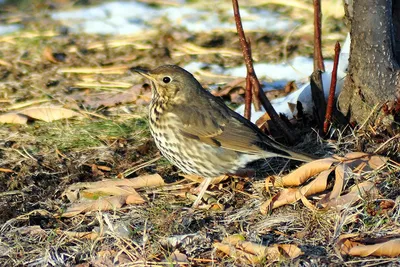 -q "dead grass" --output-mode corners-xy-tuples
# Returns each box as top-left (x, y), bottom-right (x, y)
(0, 0), (399, 266)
